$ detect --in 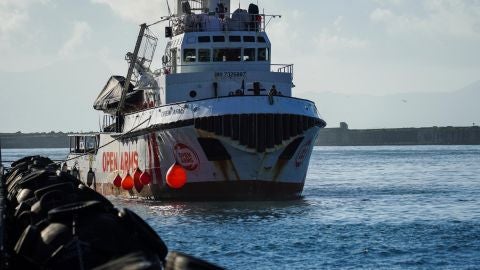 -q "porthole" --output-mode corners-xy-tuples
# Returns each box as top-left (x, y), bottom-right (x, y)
(190, 90), (197, 98)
